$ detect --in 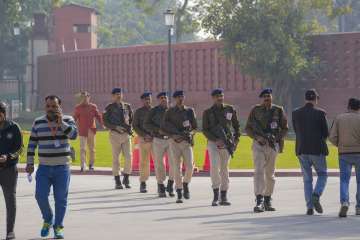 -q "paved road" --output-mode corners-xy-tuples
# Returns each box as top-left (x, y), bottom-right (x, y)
(1, 175), (359, 240)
